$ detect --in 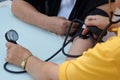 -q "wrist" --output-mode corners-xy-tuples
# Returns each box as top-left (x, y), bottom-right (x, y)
(21, 54), (33, 70)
